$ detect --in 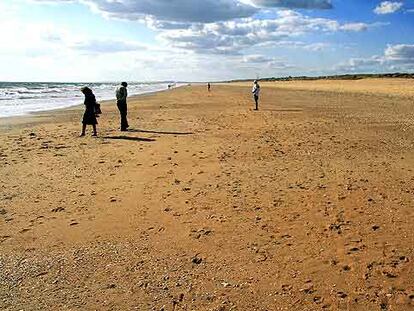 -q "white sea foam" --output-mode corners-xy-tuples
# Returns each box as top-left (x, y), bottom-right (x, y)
(0, 82), (178, 118)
